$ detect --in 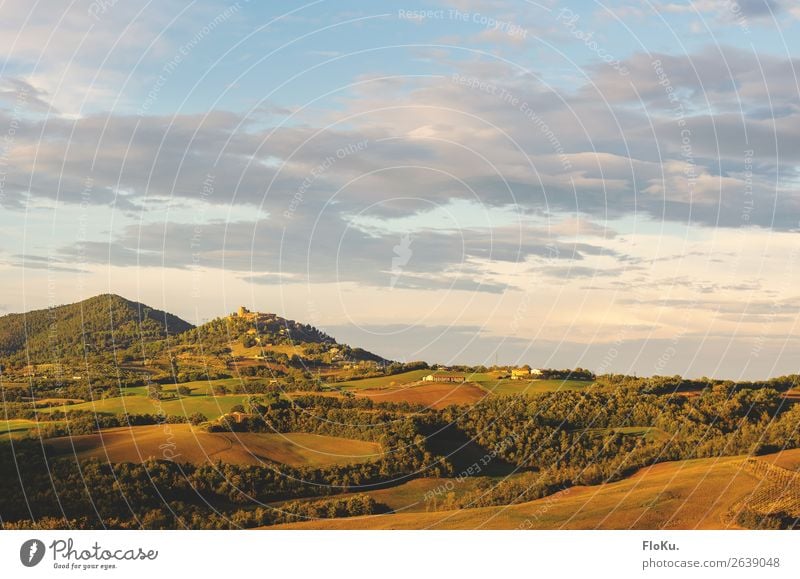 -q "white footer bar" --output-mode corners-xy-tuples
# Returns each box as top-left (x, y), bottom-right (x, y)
(1, 530), (796, 578)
